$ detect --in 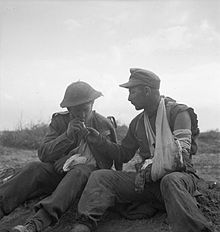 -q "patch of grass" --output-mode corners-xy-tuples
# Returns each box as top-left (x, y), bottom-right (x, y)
(0, 121), (219, 155)
(197, 130), (220, 154)
(193, 153), (220, 182)
(0, 123), (48, 150)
